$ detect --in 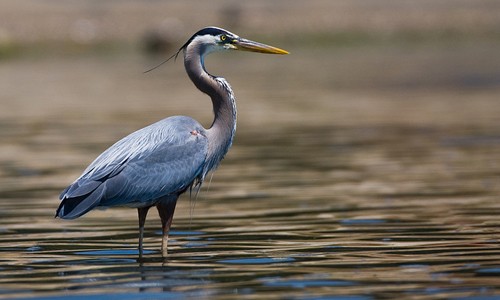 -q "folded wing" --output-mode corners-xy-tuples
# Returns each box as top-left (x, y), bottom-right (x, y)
(56, 116), (208, 219)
